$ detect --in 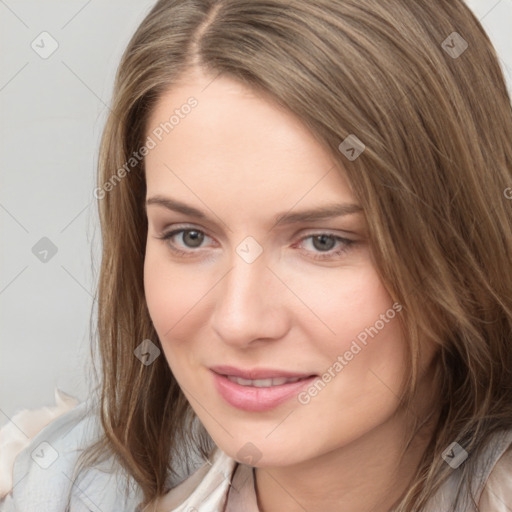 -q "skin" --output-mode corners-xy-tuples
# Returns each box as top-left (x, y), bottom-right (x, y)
(143, 67), (439, 512)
